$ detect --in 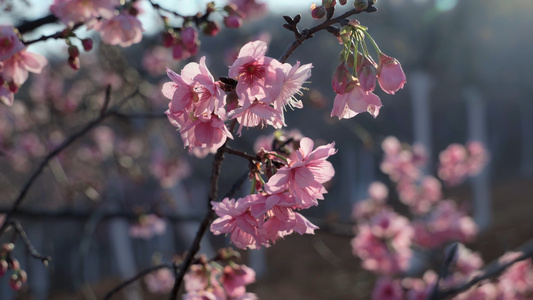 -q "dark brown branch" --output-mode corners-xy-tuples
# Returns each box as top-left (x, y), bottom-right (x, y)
(224, 147), (258, 162)
(431, 239), (533, 299)
(8, 219), (51, 265)
(148, 0), (185, 18)
(23, 23), (83, 45)
(278, 7), (375, 63)
(17, 14), (59, 34)
(103, 263), (173, 300)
